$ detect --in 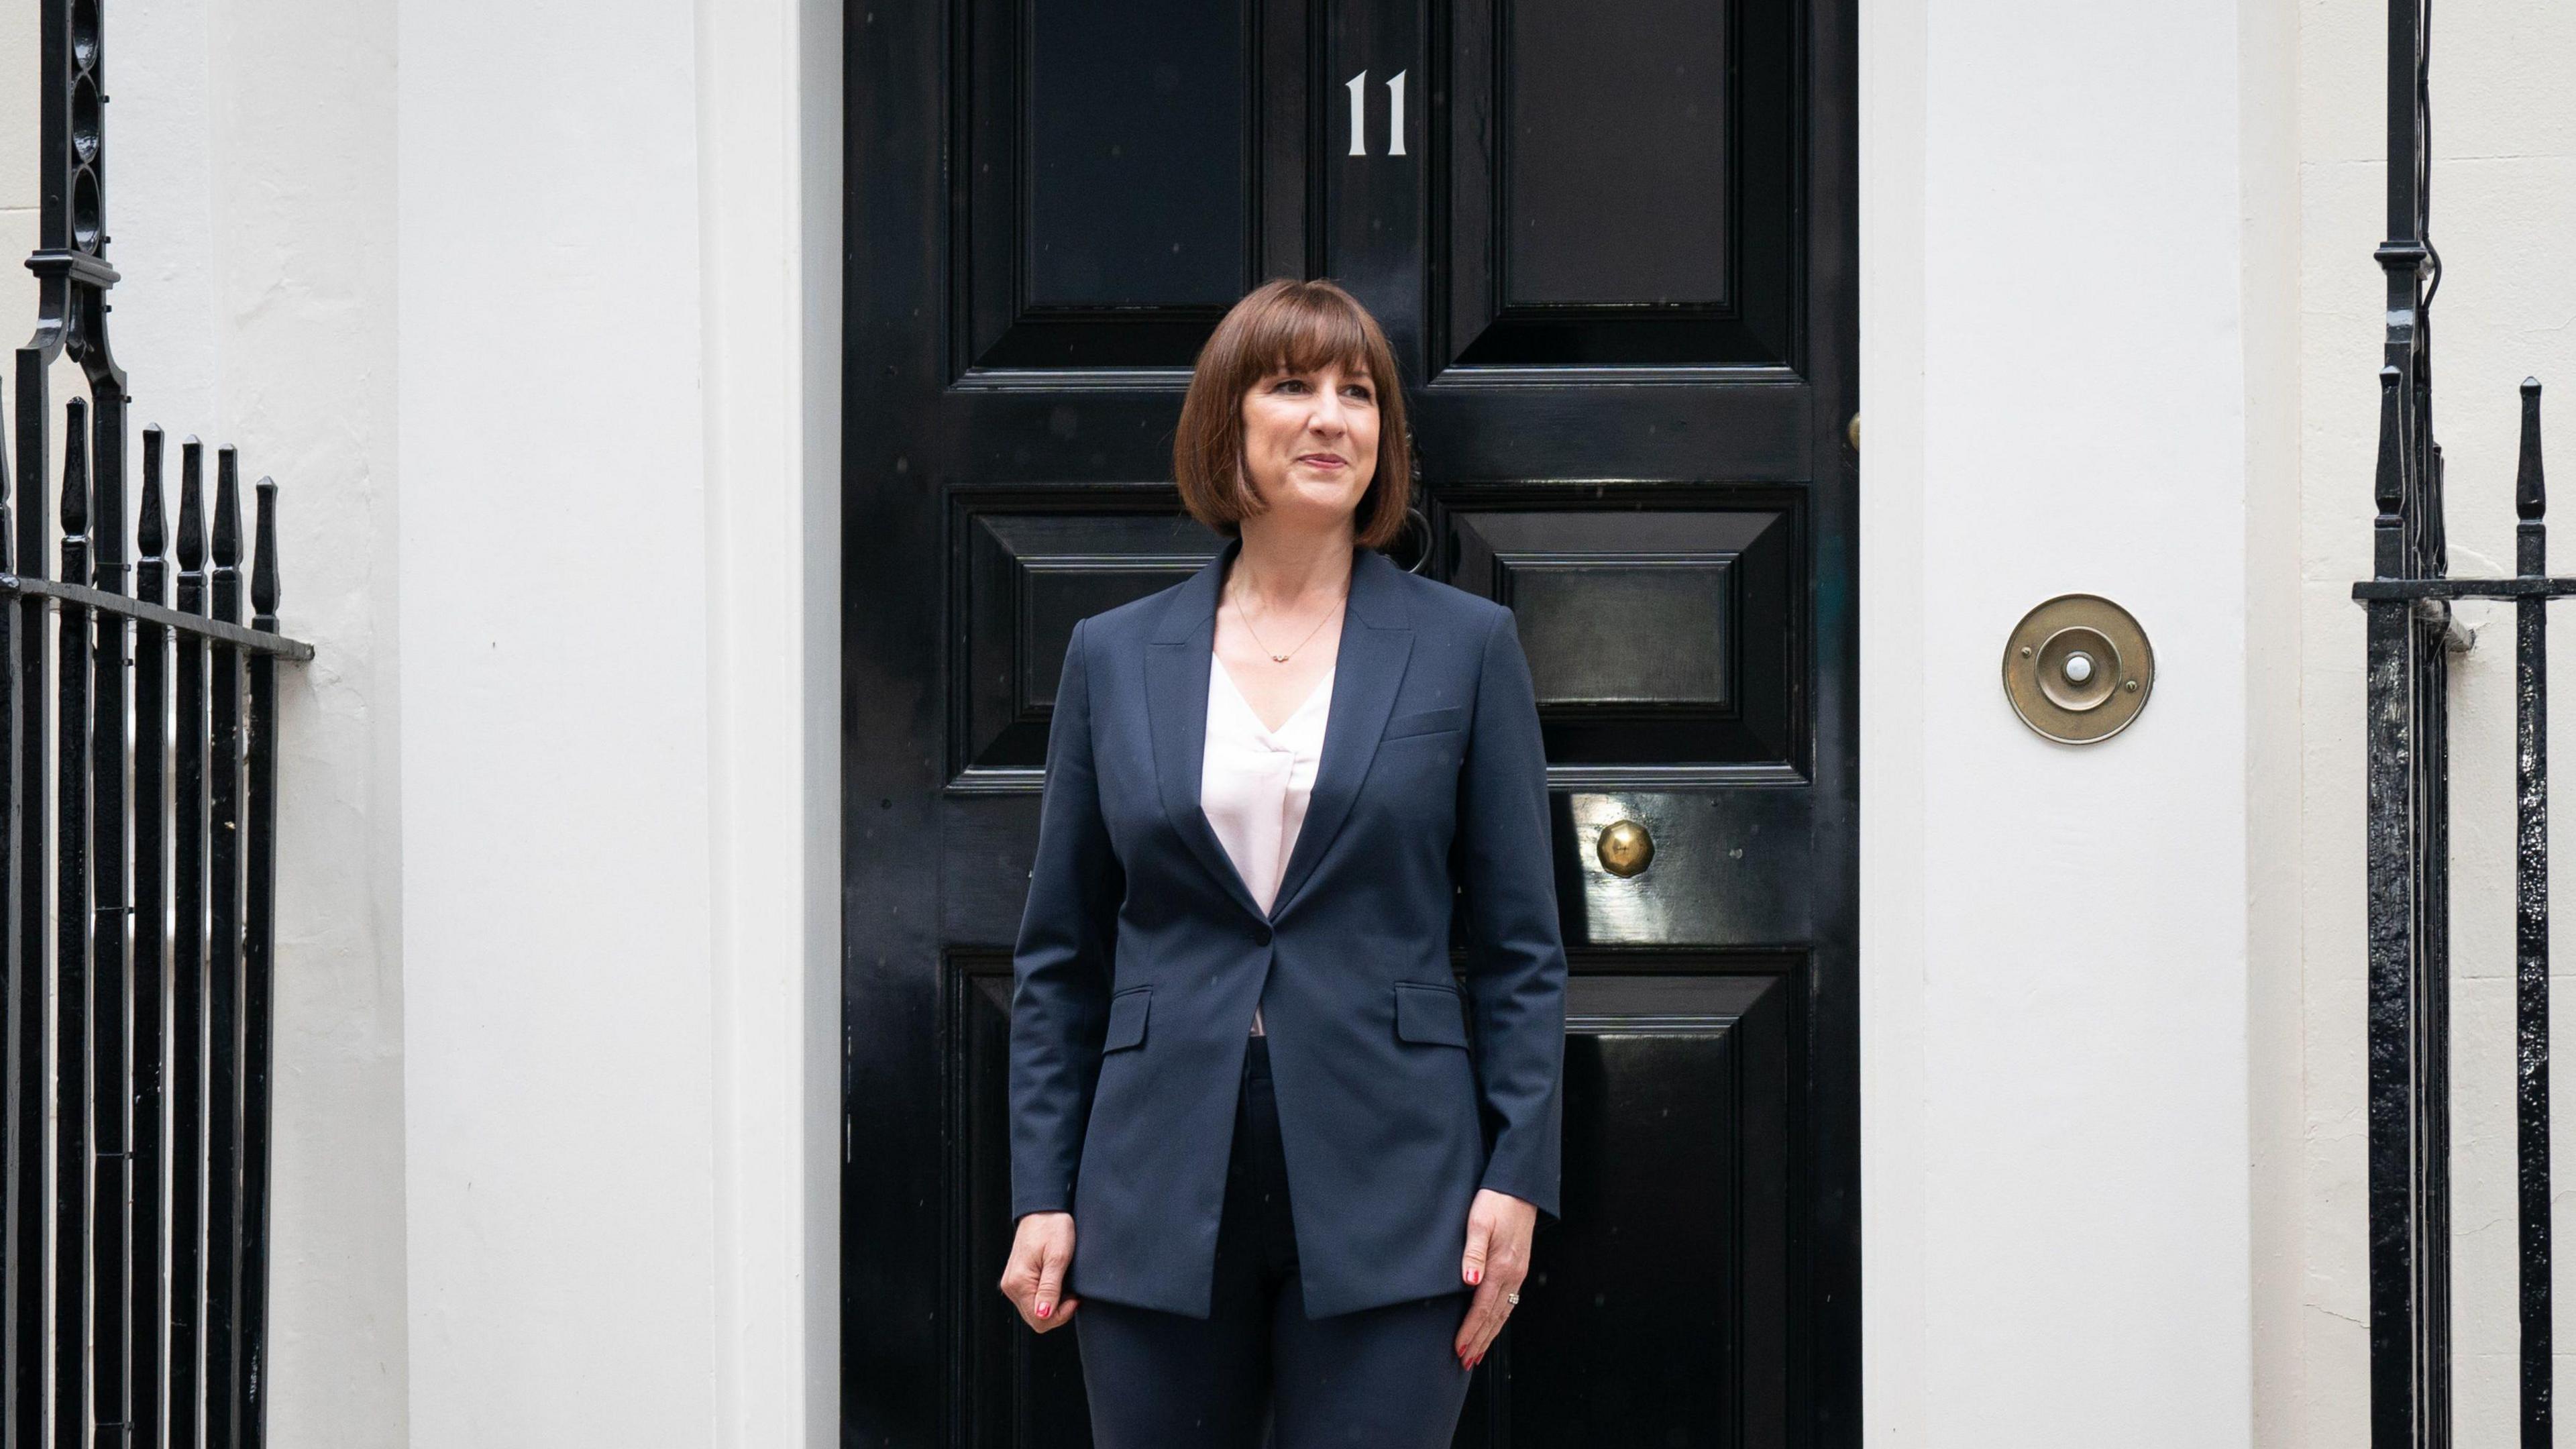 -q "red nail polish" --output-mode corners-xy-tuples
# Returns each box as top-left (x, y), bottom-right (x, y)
(1036, 1303), (1051, 1318)
(1467, 1268), (1480, 1285)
